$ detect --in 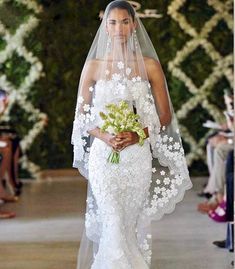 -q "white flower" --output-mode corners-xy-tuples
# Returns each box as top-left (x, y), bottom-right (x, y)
(89, 86), (94, 92)
(126, 67), (131, 75)
(160, 170), (165, 176)
(174, 142), (180, 150)
(171, 188), (178, 196)
(78, 114), (85, 122)
(106, 126), (115, 134)
(142, 243), (150, 251)
(161, 186), (166, 192)
(162, 144), (168, 152)
(132, 90), (140, 99)
(90, 114), (95, 121)
(77, 96), (84, 104)
(163, 177), (170, 185)
(162, 135), (168, 142)
(136, 76), (141, 81)
(112, 73), (121, 81)
(154, 187), (161, 194)
(117, 61), (124, 69)
(169, 137), (173, 142)
(83, 104), (90, 112)
(175, 176), (183, 185)
(162, 196), (169, 203)
(152, 167), (156, 173)
(156, 179), (161, 185)
(132, 77), (137, 82)
(143, 104), (151, 114)
(116, 83), (125, 92)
